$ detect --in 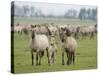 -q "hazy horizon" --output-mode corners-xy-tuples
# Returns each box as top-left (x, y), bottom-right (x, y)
(13, 1), (97, 16)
